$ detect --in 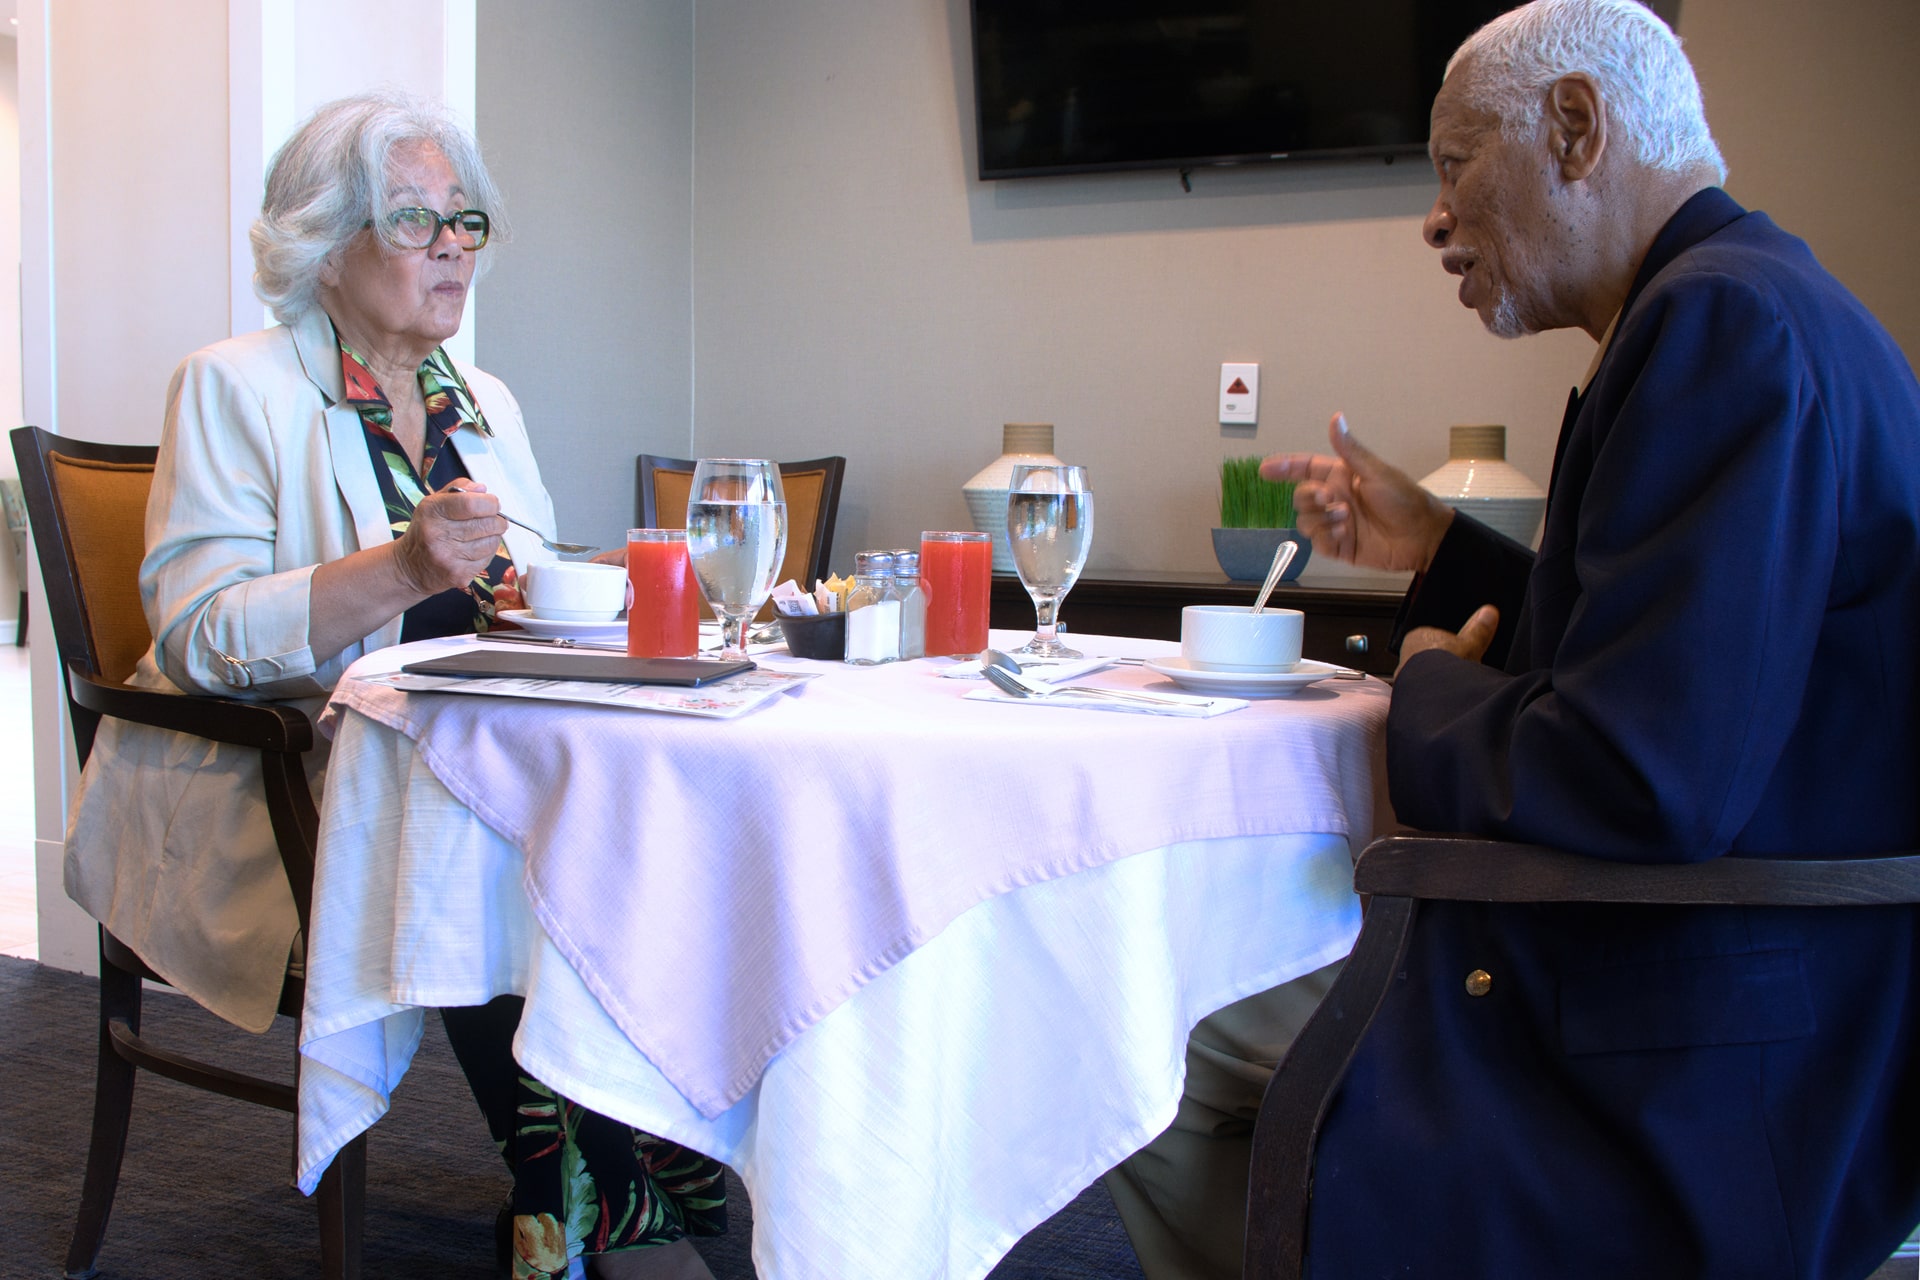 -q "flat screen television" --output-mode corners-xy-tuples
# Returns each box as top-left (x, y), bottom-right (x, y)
(970, 0), (1524, 180)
